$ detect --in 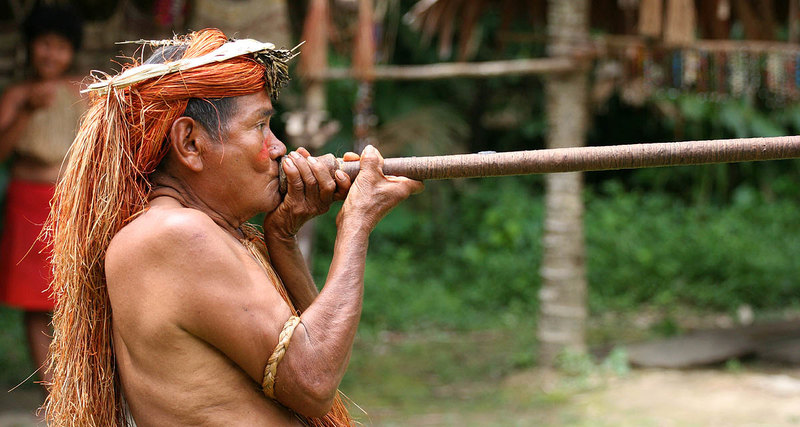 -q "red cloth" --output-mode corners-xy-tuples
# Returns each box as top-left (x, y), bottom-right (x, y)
(0, 180), (55, 311)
